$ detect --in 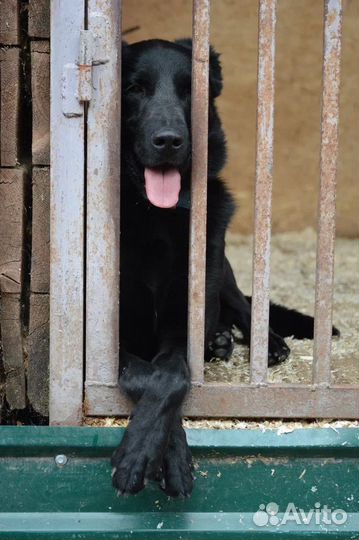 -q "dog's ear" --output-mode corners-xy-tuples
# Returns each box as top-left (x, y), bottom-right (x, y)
(122, 40), (129, 53)
(122, 41), (131, 68)
(175, 38), (223, 98)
